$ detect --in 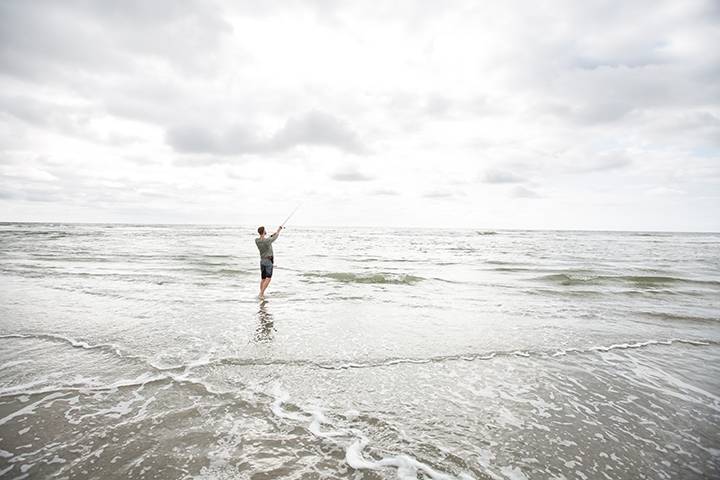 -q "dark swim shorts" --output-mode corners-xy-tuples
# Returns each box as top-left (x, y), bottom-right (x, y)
(260, 256), (274, 279)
